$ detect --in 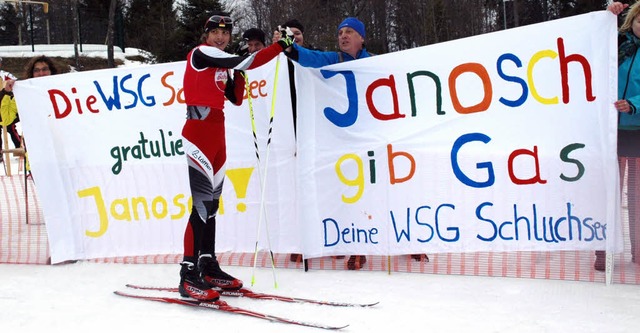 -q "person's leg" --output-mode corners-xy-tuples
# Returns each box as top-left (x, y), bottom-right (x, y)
(178, 209), (219, 300)
(7, 122), (20, 148)
(347, 255), (367, 270)
(0, 126), (3, 164)
(177, 111), (225, 300)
